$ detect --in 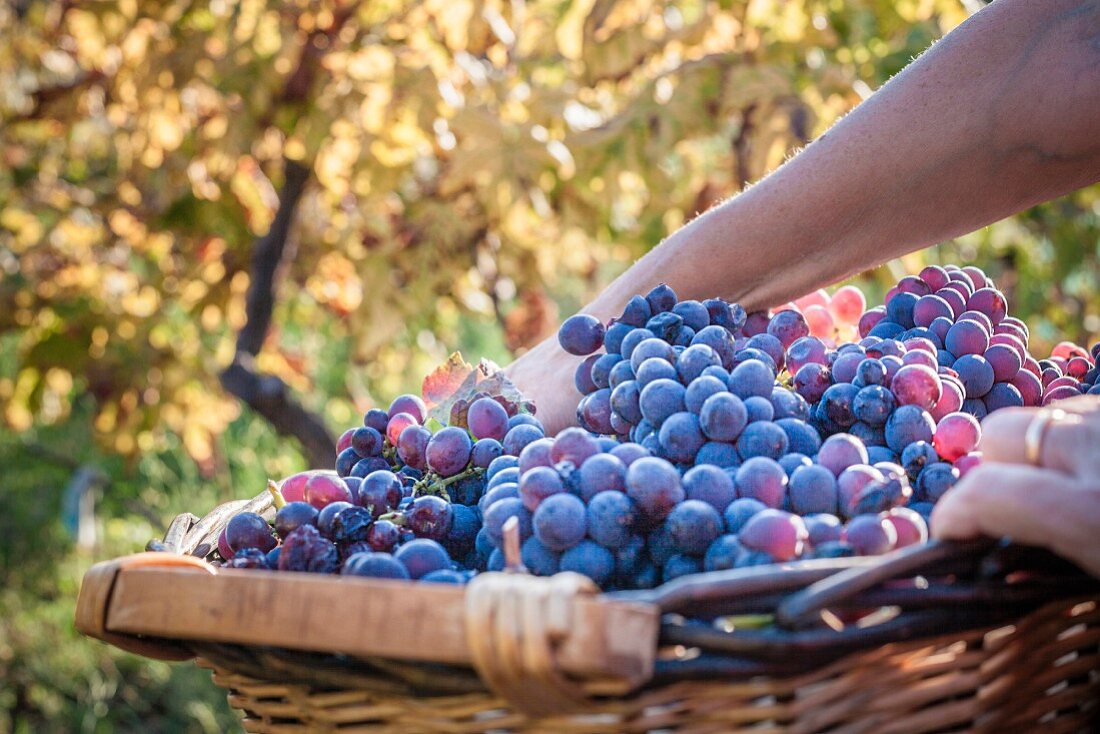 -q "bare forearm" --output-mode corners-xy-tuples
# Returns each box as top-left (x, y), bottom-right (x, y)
(585, 0), (1100, 318)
